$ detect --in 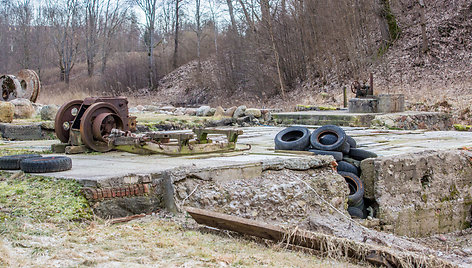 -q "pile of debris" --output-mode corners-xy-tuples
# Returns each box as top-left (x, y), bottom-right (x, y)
(274, 125), (378, 219)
